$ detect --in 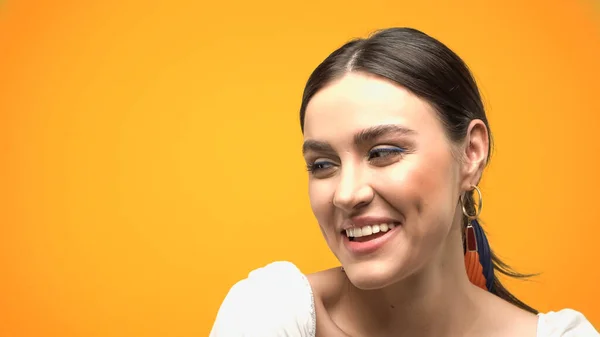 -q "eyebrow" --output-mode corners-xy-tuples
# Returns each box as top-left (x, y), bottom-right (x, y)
(302, 124), (416, 155)
(353, 124), (416, 146)
(302, 139), (335, 155)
